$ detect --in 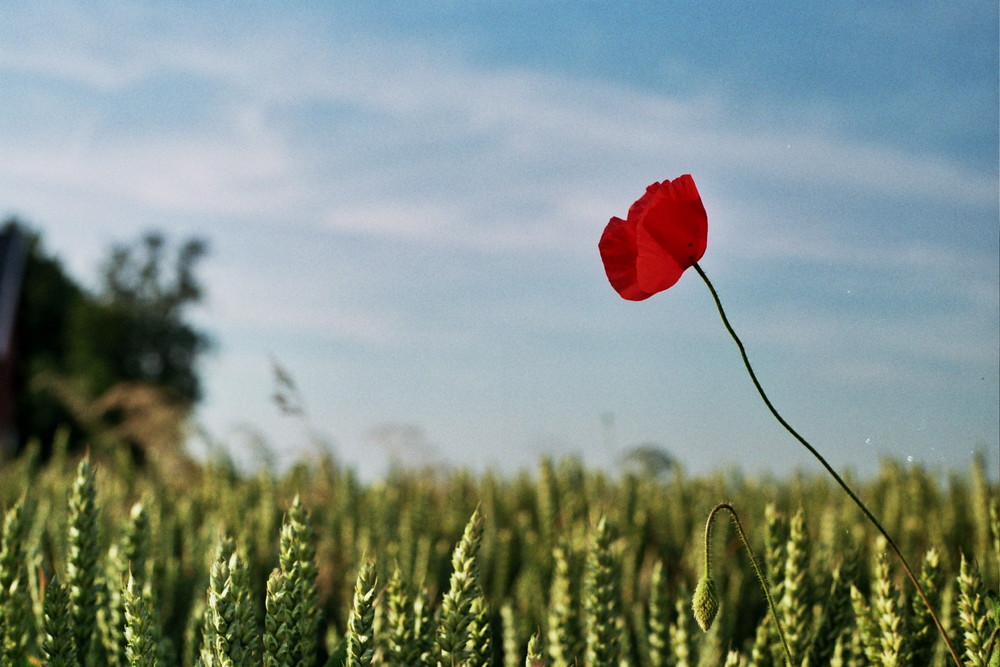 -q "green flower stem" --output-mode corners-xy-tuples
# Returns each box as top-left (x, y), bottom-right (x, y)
(693, 262), (962, 667)
(703, 503), (793, 666)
